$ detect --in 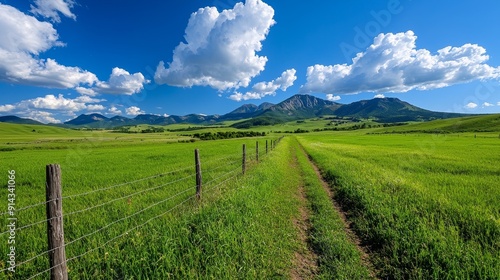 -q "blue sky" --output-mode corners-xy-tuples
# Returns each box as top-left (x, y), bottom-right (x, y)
(1, 0), (500, 123)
